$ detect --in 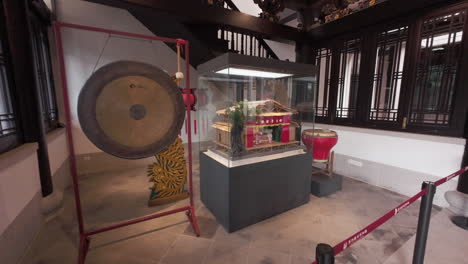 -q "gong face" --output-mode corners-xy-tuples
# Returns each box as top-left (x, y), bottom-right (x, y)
(78, 61), (185, 159)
